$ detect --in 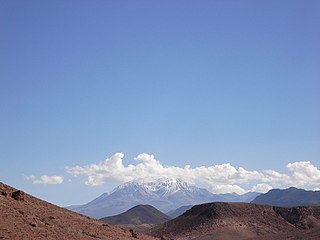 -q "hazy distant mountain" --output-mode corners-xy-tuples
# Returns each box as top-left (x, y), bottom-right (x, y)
(68, 177), (260, 219)
(166, 205), (193, 218)
(100, 204), (171, 225)
(251, 187), (320, 206)
(218, 191), (261, 203)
